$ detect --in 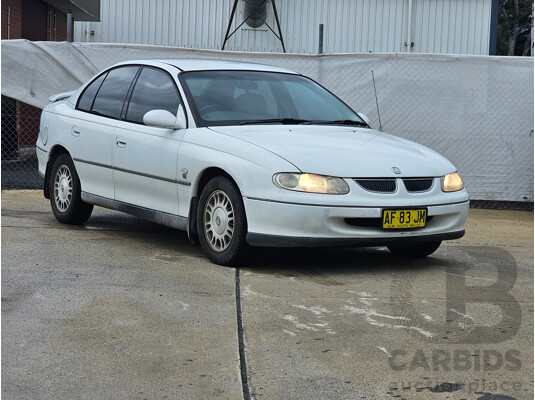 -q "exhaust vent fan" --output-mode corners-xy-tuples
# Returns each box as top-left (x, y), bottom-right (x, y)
(243, 0), (267, 28)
